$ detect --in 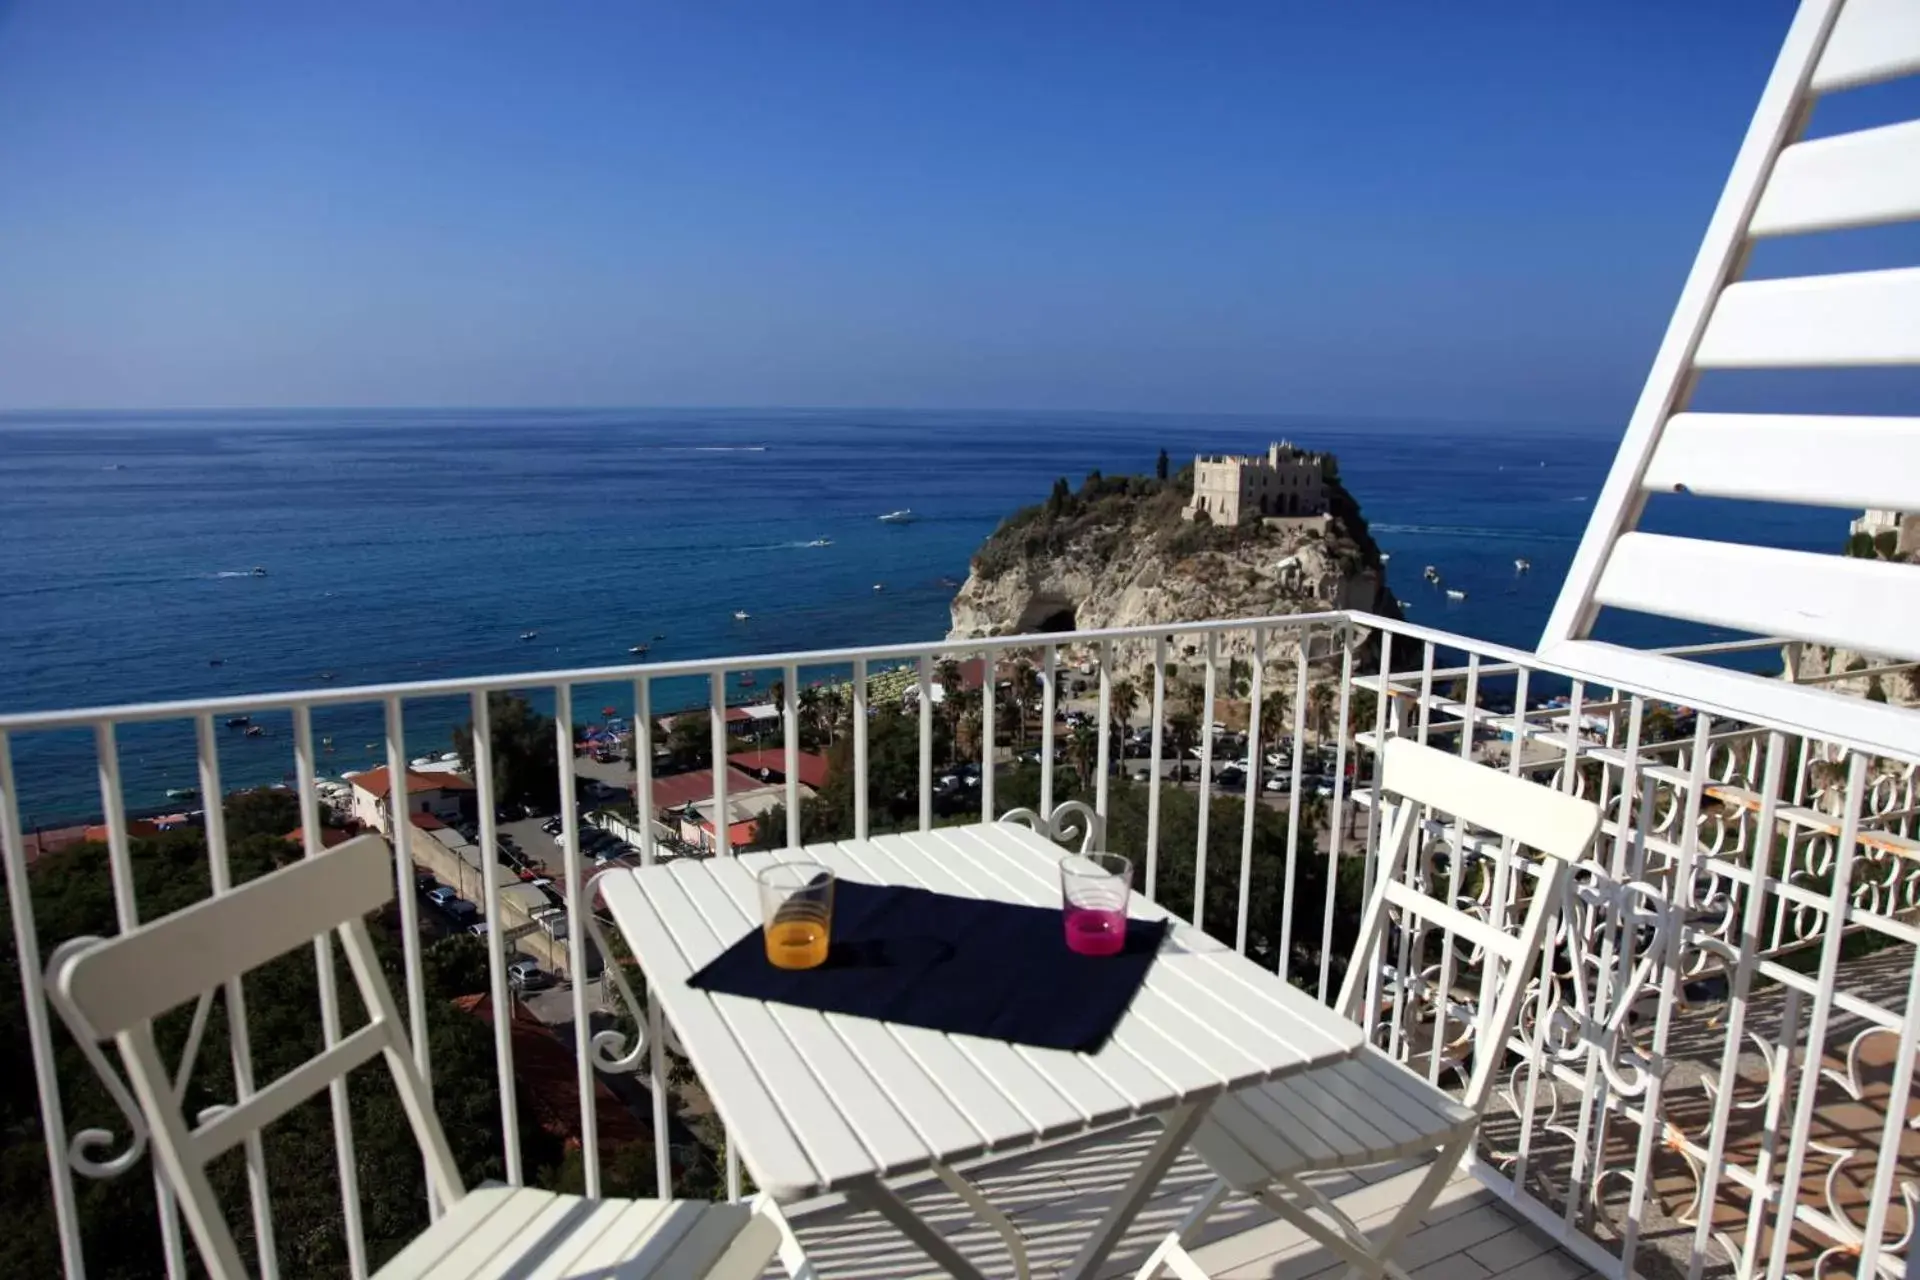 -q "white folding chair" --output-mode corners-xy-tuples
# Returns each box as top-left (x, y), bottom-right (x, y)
(48, 833), (783, 1280)
(1138, 738), (1599, 1280)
